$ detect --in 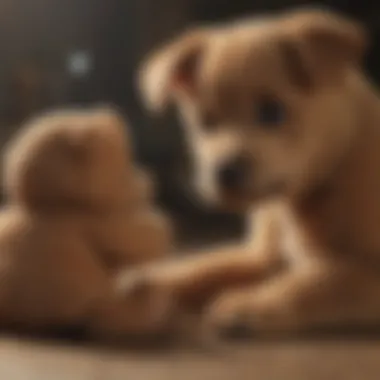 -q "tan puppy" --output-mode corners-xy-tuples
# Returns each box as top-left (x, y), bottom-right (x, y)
(0, 108), (173, 340)
(136, 8), (380, 335)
